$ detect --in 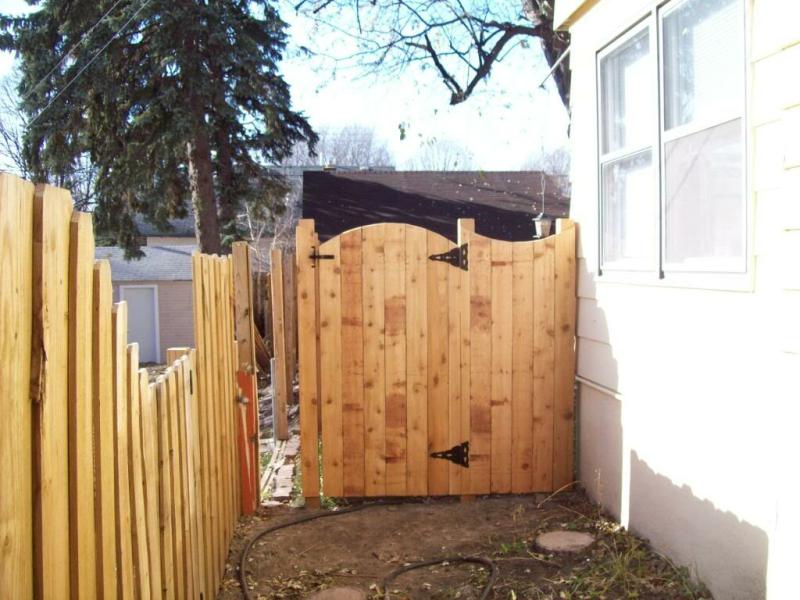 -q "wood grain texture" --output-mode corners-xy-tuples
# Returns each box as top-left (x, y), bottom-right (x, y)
(155, 377), (175, 599)
(340, 229), (366, 497)
(362, 225), (387, 496)
(318, 237), (344, 497)
(533, 238), (556, 491)
(139, 376), (163, 600)
(0, 174), (33, 599)
(553, 221), (577, 489)
(270, 249), (289, 440)
(295, 221), (321, 500)
(490, 239), (513, 494)
(31, 184), (72, 600)
(112, 303), (136, 599)
(384, 225), (407, 495)
(426, 231), (450, 495)
(68, 211), (98, 600)
(405, 226), (428, 496)
(469, 233), (492, 495)
(166, 367), (186, 599)
(511, 243), (535, 493)
(456, 220), (474, 496)
(92, 260), (118, 599)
